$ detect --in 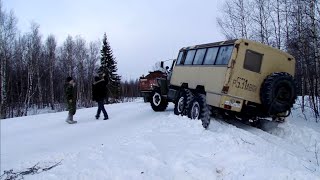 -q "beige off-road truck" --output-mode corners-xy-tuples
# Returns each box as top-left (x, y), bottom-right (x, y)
(150, 39), (297, 129)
